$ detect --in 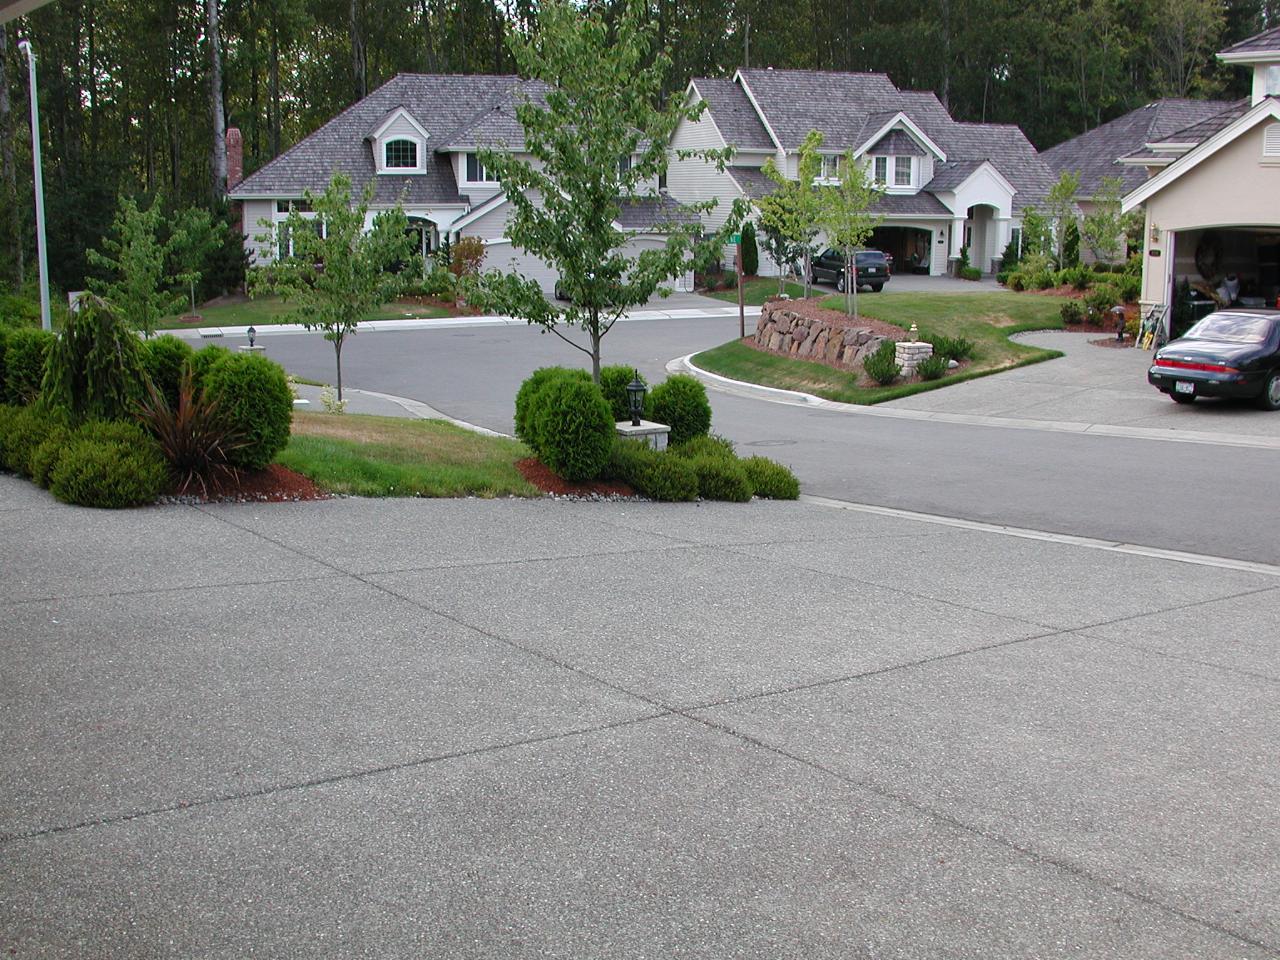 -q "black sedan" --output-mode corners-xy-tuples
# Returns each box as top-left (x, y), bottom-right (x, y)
(810, 249), (891, 293)
(1148, 309), (1280, 409)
